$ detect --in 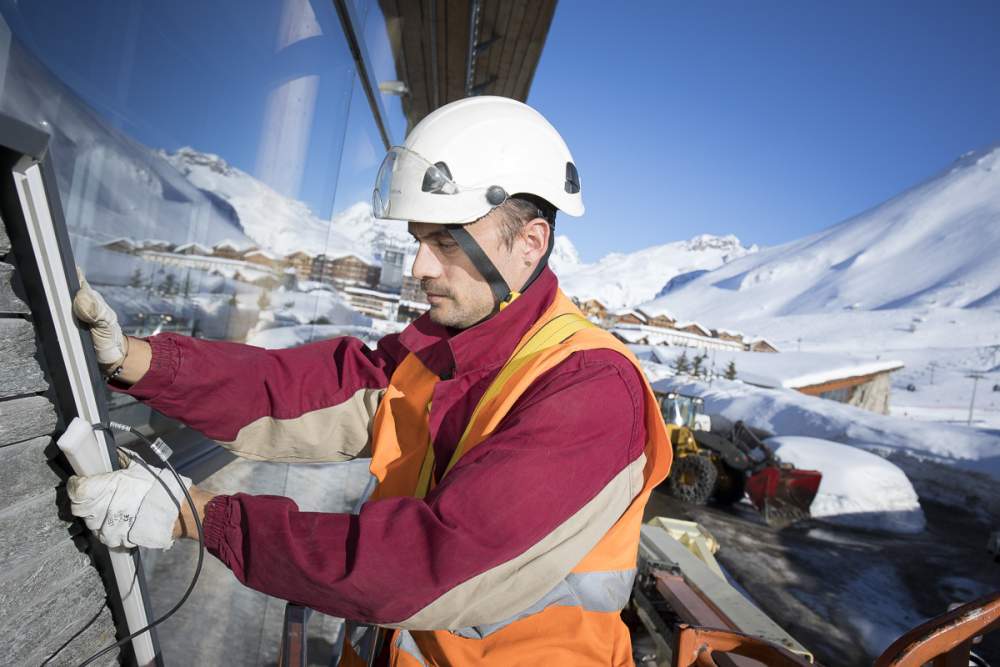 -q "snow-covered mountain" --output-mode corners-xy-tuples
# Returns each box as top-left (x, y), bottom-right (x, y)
(548, 235), (583, 275)
(328, 202), (414, 258)
(164, 148), (412, 260)
(643, 144), (1000, 322)
(1, 39), (248, 251)
(554, 234), (757, 310)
